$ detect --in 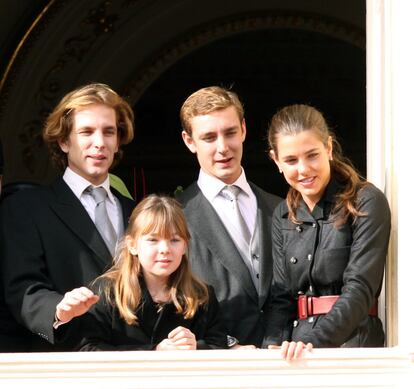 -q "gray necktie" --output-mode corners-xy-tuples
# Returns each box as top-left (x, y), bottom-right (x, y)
(87, 186), (117, 255)
(221, 185), (251, 245)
